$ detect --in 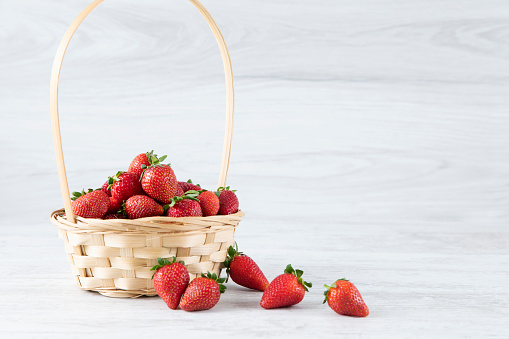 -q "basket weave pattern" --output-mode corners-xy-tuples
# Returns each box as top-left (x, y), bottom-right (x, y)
(51, 210), (244, 298)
